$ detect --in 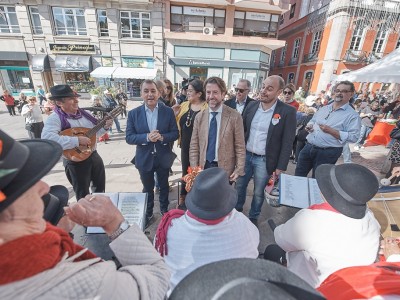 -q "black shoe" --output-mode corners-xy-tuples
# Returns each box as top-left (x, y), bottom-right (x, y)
(177, 203), (187, 211)
(249, 218), (258, 227)
(145, 214), (154, 228)
(117, 130), (124, 133)
(160, 209), (168, 216)
(236, 208), (243, 212)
